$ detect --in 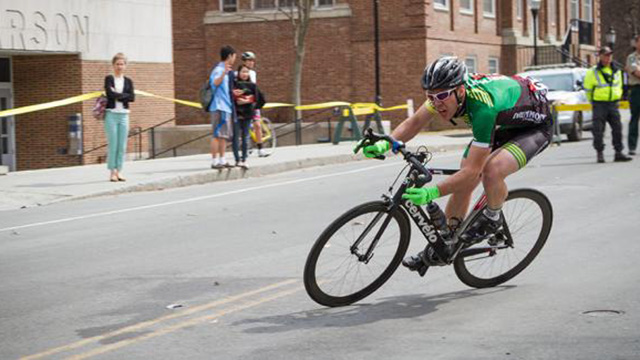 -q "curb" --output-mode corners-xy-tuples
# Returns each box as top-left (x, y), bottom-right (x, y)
(54, 142), (468, 204)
